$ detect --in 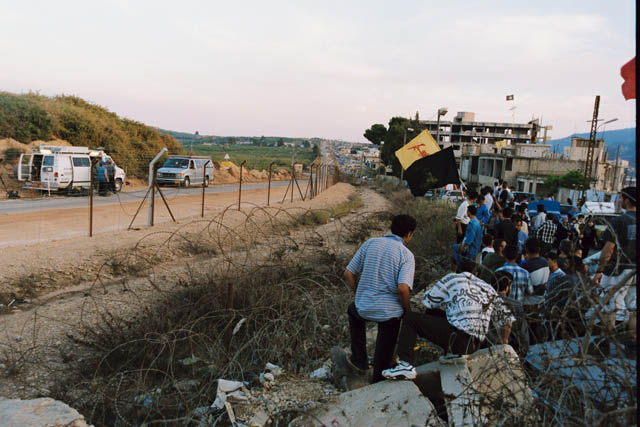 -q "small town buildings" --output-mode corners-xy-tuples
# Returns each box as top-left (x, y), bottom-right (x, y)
(459, 136), (628, 194)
